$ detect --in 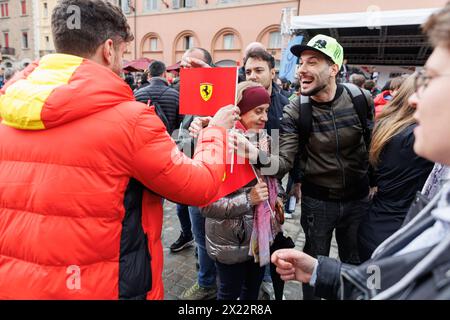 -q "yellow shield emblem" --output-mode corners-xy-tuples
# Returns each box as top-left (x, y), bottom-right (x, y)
(200, 83), (213, 102)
